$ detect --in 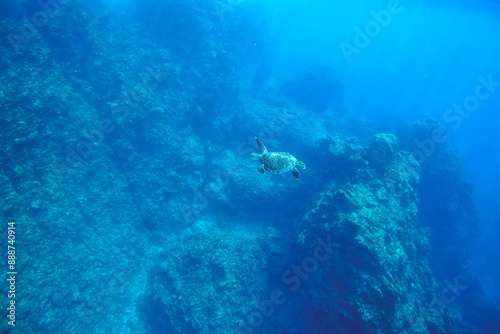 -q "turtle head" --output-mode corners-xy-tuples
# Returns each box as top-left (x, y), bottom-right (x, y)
(250, 153), (262, 162)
